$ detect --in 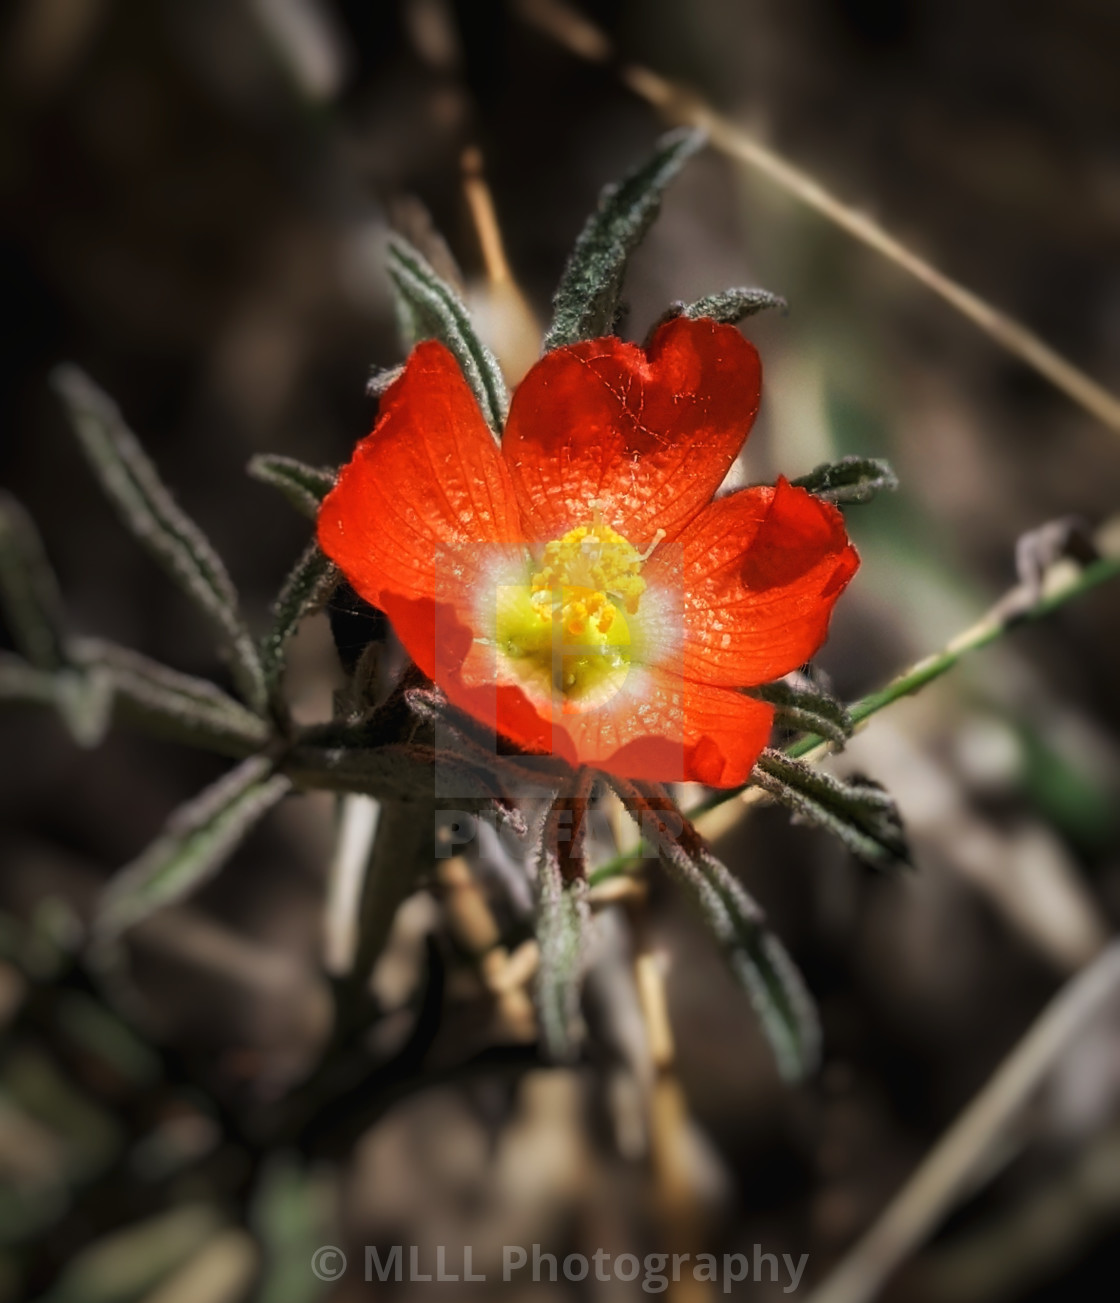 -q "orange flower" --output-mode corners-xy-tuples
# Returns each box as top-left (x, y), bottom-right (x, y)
(317, 316), (858, 787)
